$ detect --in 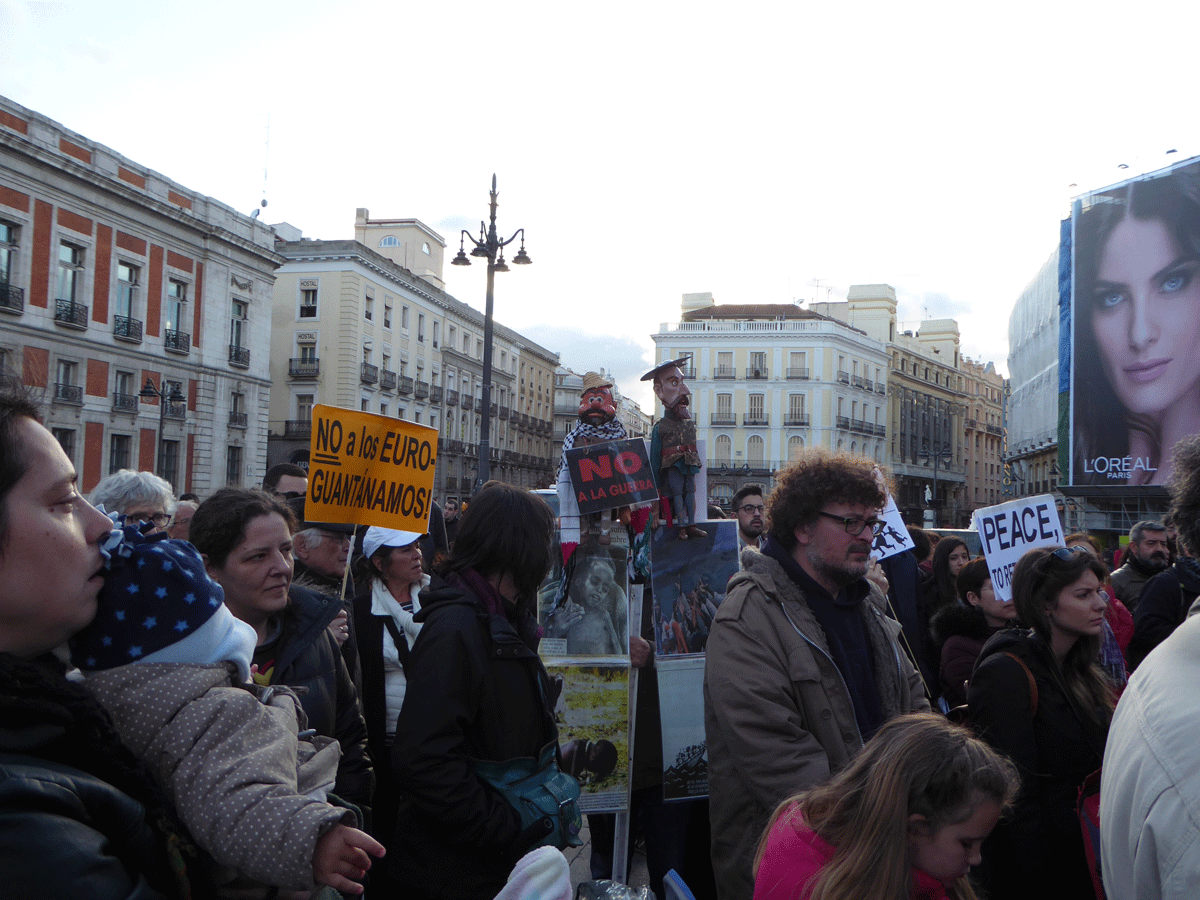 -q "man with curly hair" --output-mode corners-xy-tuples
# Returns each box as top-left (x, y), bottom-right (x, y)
(703, 449), (929, 900)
